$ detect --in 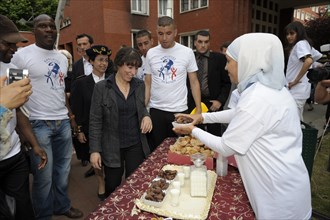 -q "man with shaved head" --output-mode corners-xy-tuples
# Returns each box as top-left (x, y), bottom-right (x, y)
(12, 14), (83, 219)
